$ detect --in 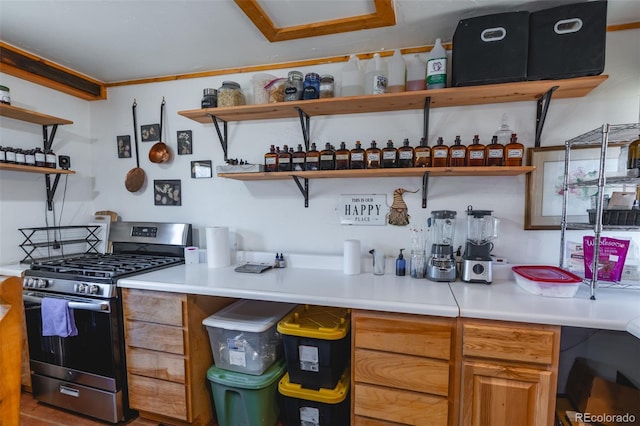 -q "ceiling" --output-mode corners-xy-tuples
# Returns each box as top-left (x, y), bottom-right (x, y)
(0, 0), (638, 85)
